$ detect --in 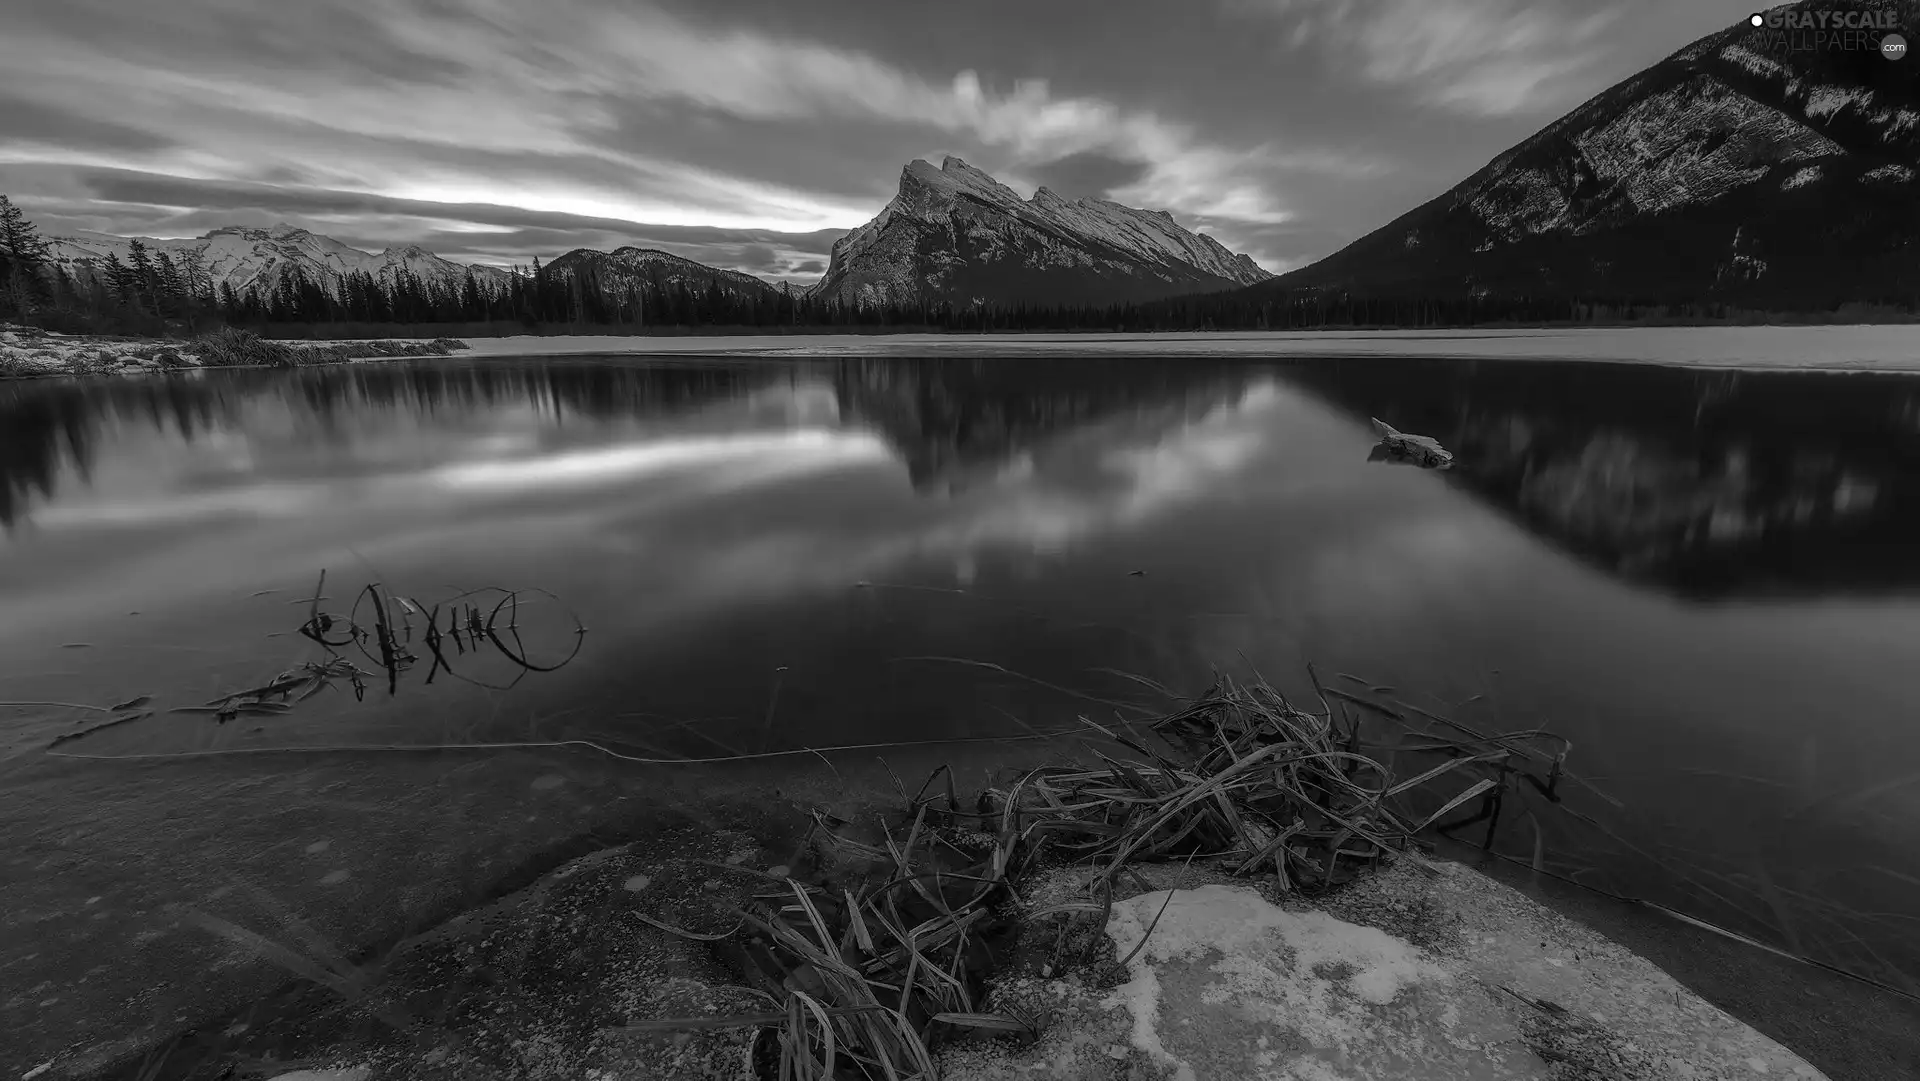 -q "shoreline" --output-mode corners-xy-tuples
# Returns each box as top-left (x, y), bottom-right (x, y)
(56, 779), (1911, 1081)
(0, 326), (468, 379)
(45, 680), (1902, 1081)
(6, 324), (1920, 378)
